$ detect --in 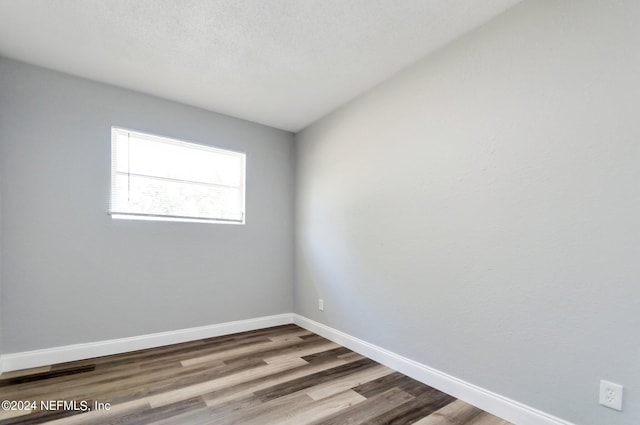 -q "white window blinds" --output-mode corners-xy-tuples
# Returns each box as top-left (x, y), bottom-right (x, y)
(110, 128), (245, 223)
